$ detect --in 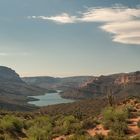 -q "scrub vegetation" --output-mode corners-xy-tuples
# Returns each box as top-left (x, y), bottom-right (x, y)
(0, 96), (140, 140)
